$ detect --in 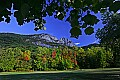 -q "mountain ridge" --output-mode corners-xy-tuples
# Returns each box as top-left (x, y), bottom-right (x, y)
(0, 33), (75, 48)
